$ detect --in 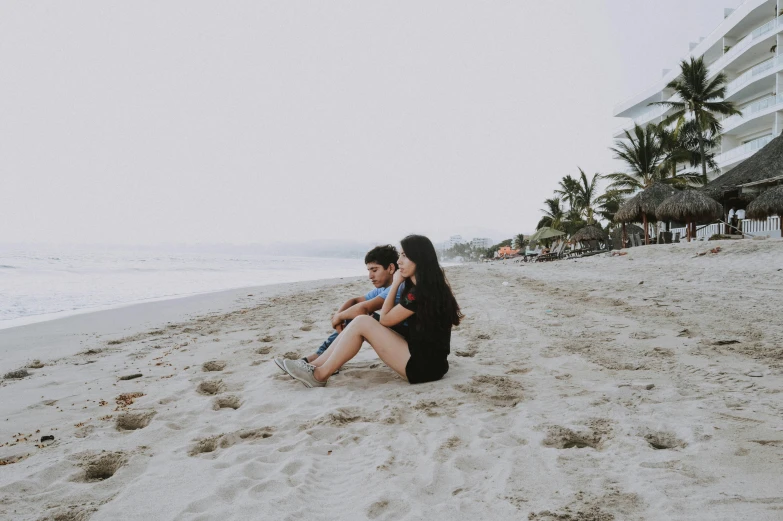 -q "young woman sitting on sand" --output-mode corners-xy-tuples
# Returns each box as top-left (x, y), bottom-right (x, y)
(280, 234), (462, 387)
